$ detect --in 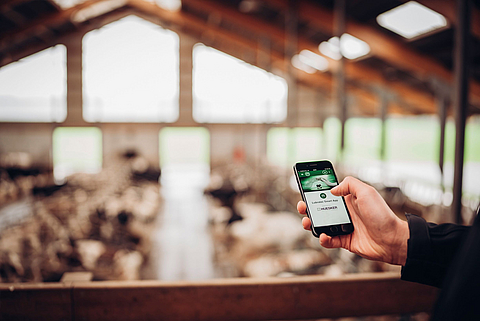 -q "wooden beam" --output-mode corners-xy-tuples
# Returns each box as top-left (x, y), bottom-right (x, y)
(0, 0), (435, 116)
(0, 273), (438, 321)
(128, 0), (390, 116)
(294, 0), (480, 106)
(0, 0), (105, 48)
(181, 0), (436, 114)
(0, 282), (72, 321)
(0, 0), (34, 12)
